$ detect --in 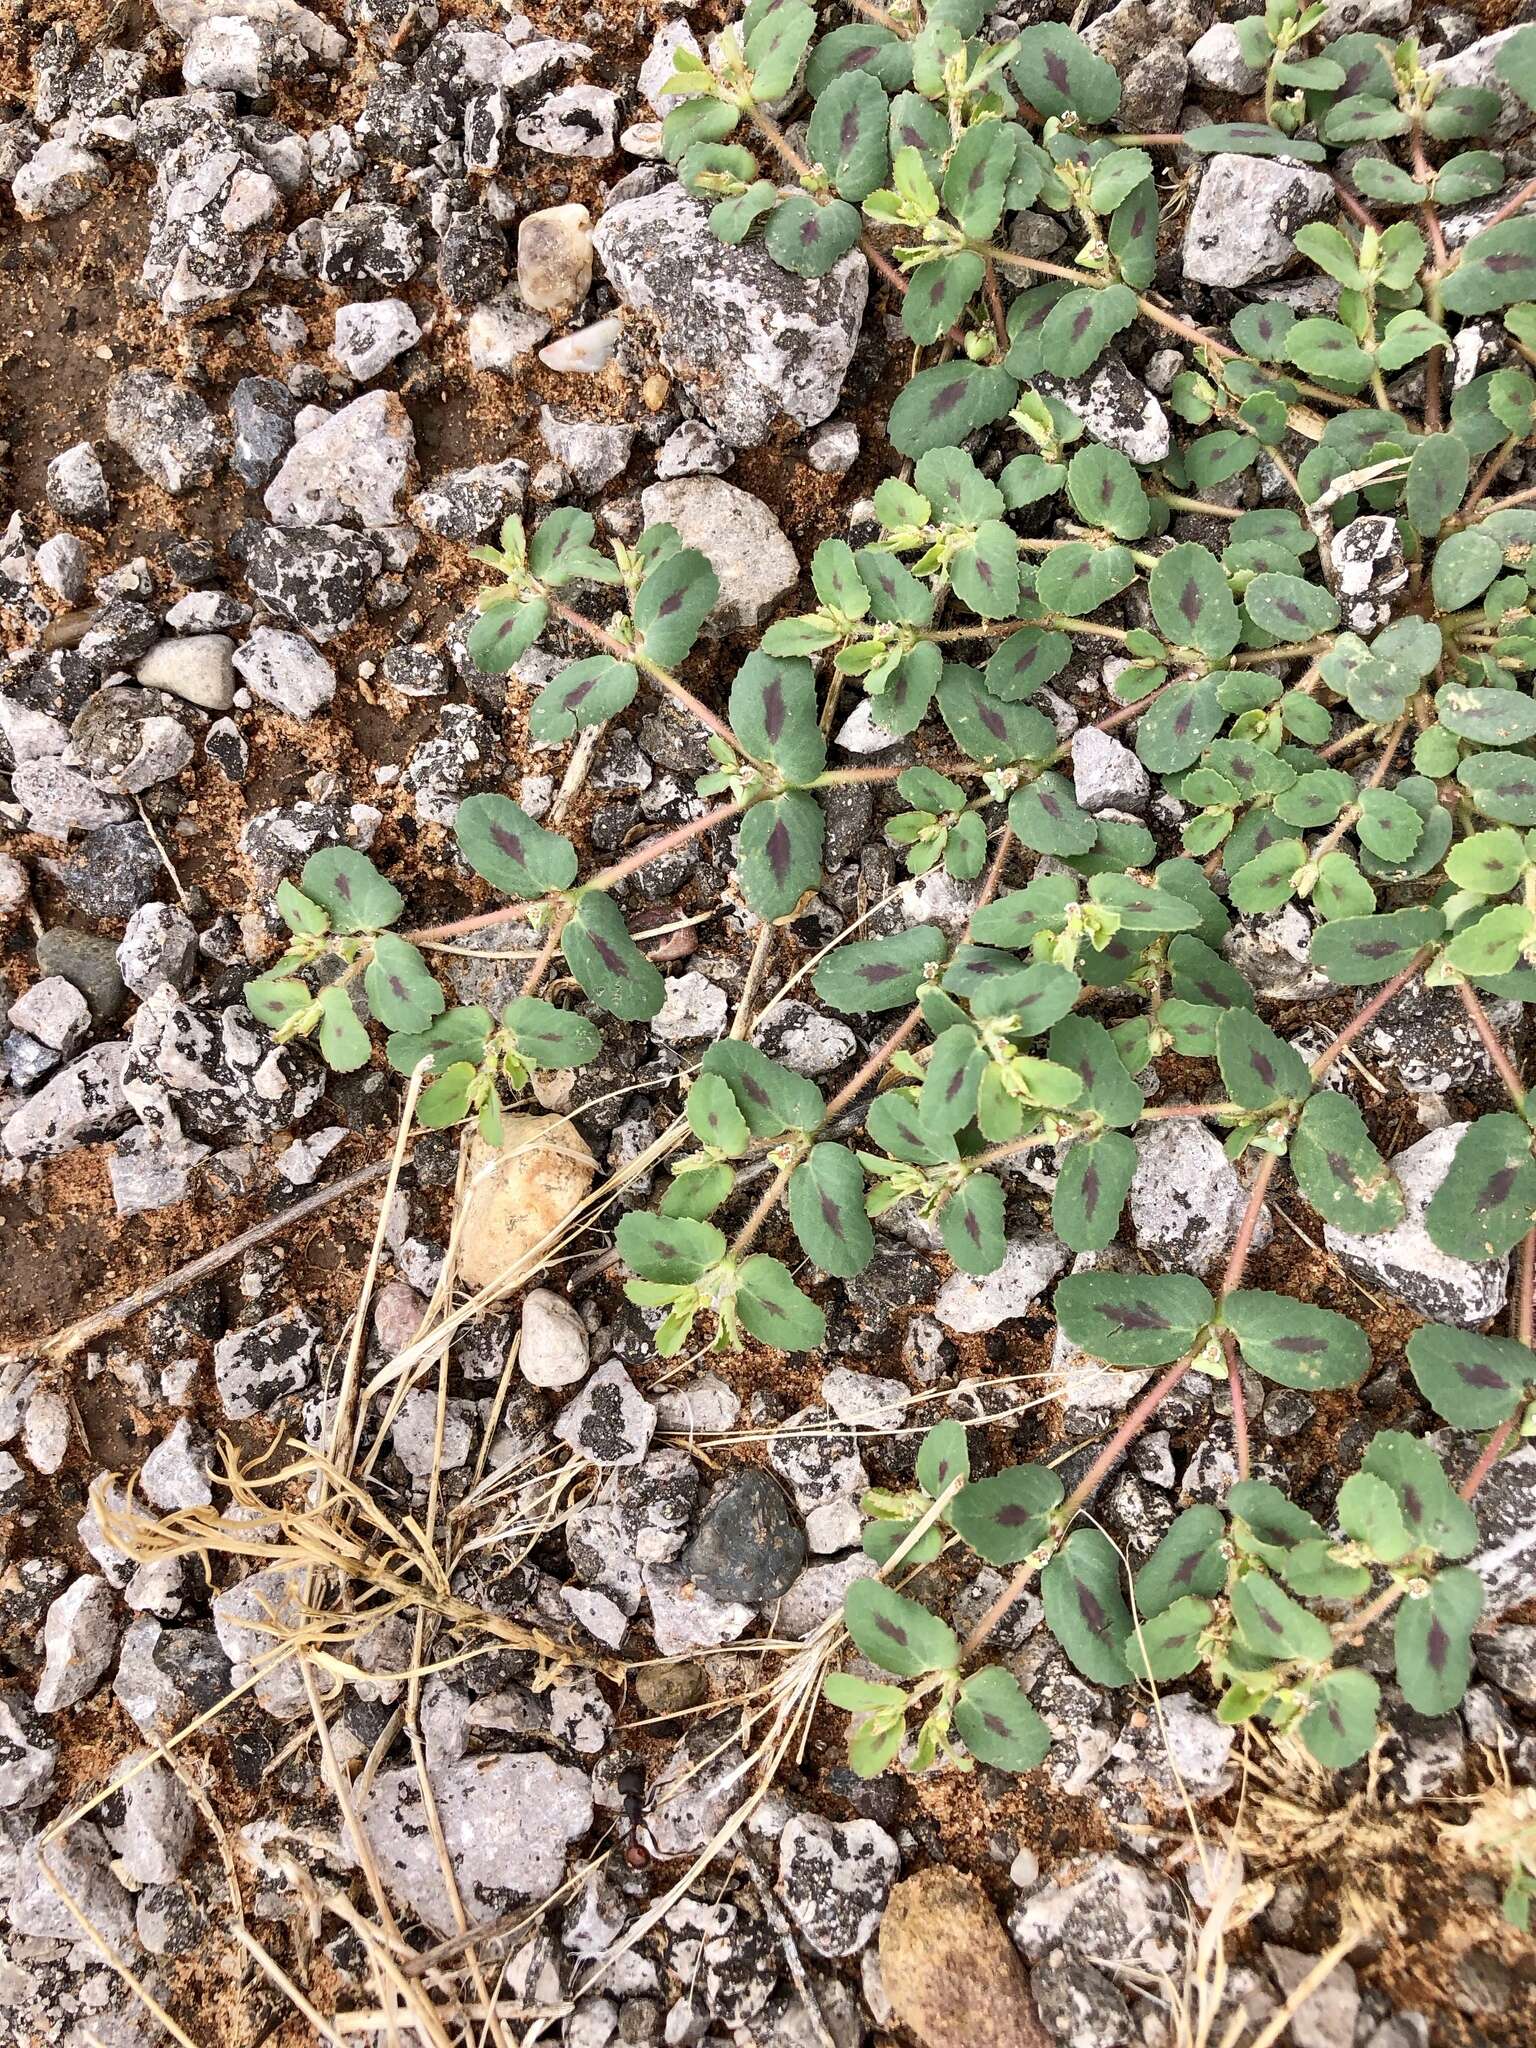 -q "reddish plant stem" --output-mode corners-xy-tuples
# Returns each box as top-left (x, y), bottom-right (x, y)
(1410, 127), (1449, 272)
(541, 592), (745, 759)
(1309, 950), (1434, 1080)
(983, 257), (1009, 348)
(407, 798), (747, 944)
(963, 1151), (1280, 1661)
(1220, 1149), (1280, 1298)
(1455, 980), (1528, 1110)
(1319, 720), (1378, 761)
(819, 760), (982, 787)
(729, 1159), (797, 1257)
(1305, 718), (1408, 869)
(1409, 125), (1449, 435)
(844, 0), (910, 34)
(959, 1356), (1197, 1658)
(1332, 176), (1379, 232)
(820, 1010), (923, 1126)
(1448, 479), (1536, 530)
(516, 910), (570, 1001)
(1094, 679), (1172, 734)
(1460, 1413), (1520, 1501)
(1467, 431), (1520, 512)
(733, 831), (1020, 1260)
(1222, 1331), (1251, 1481)
(1462, 1228), (1536, 1493)
(1474, 171), (1536, 236)
(822, 828), (1019, 1132)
